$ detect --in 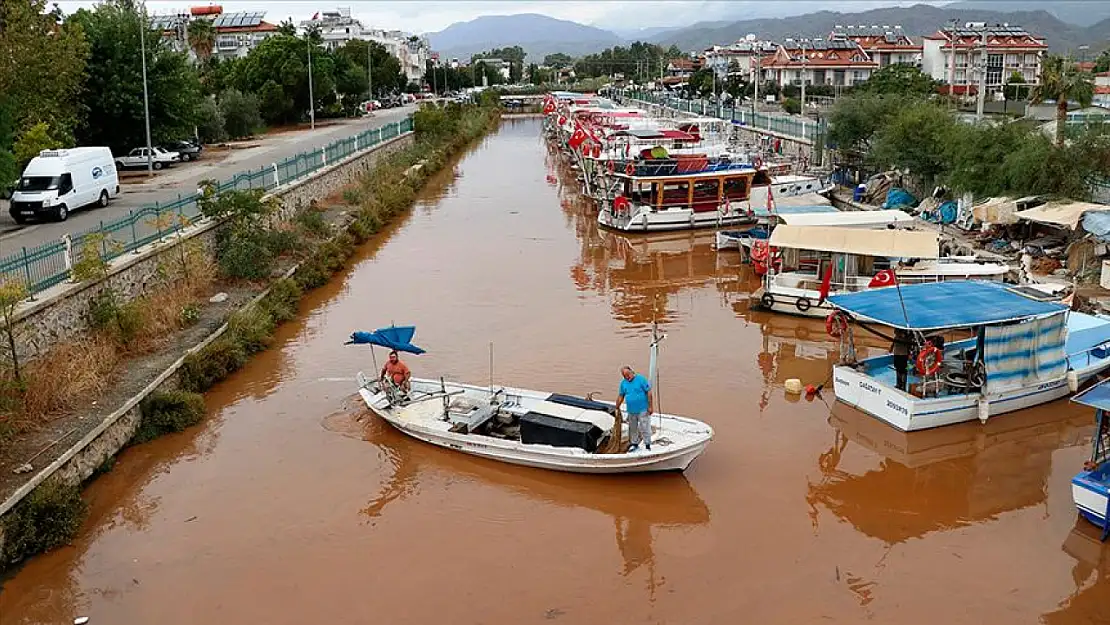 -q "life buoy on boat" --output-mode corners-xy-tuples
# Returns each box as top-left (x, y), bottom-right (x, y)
(613, 196), (630, 214)
(607, 160), (615, 174)
(760, 293), (776, 309)
(826, 311), (849, 338)
(751, 240), (770, 262)
(795, 297), (812, 312)
(916, 342), (941, 376)
(625, 162), (635, 176)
